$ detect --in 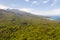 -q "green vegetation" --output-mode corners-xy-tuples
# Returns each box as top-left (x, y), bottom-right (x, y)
(0, 9), (60, 40)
